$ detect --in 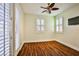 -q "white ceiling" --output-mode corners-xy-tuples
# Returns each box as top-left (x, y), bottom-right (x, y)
(20, 3), (77, 16)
